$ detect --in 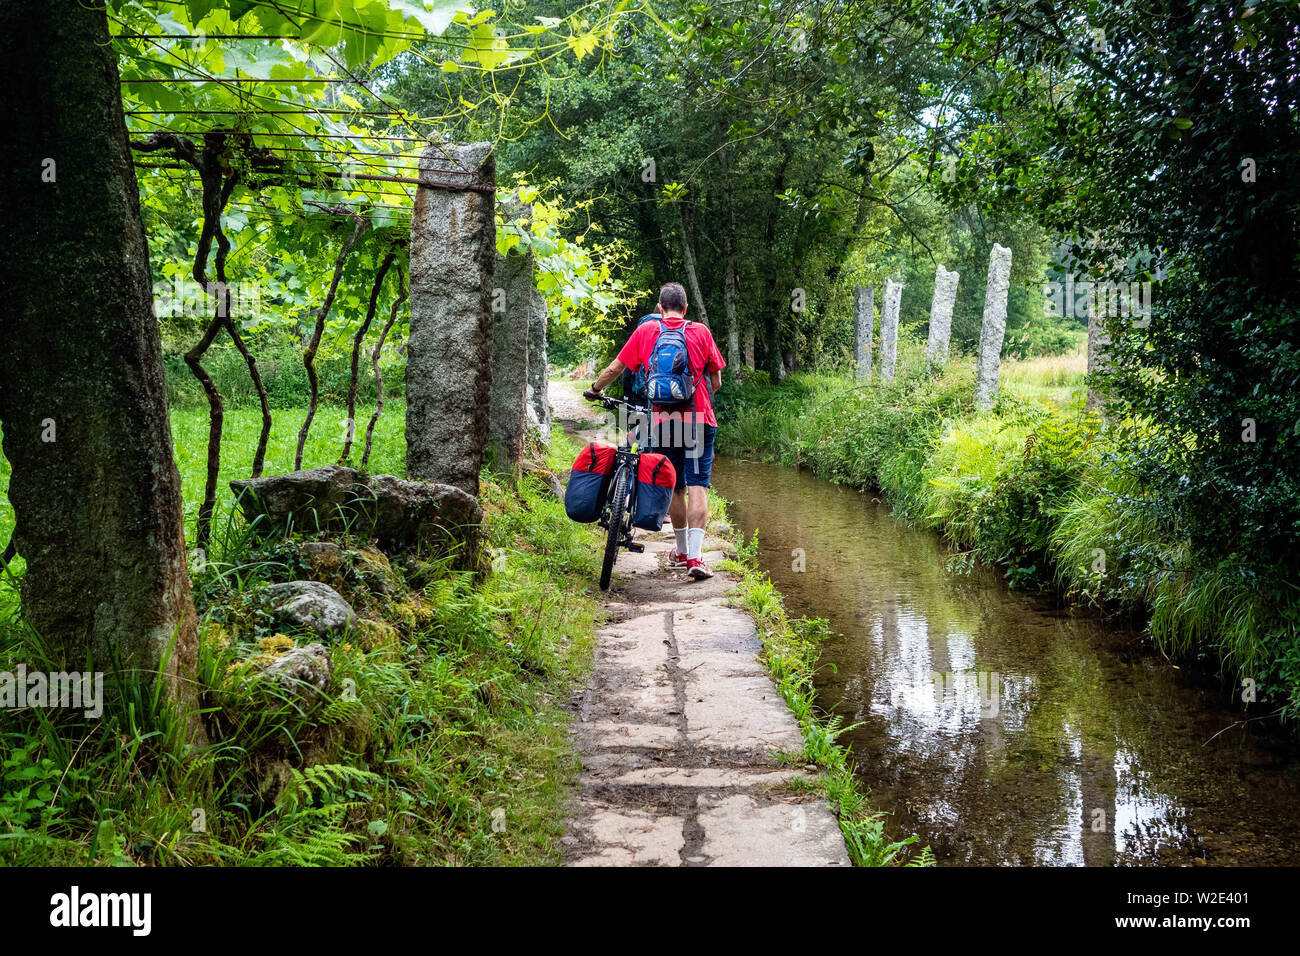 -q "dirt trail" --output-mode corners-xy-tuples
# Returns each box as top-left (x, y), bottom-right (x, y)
(551, 379), (849, 866)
